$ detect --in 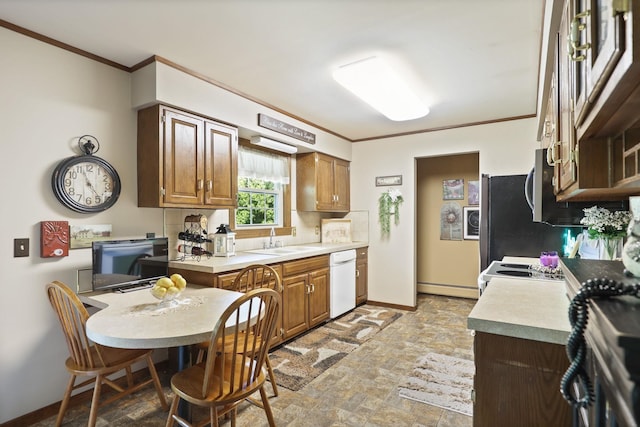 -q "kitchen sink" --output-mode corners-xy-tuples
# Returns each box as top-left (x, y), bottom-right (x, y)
(243, 246), (318, 255)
